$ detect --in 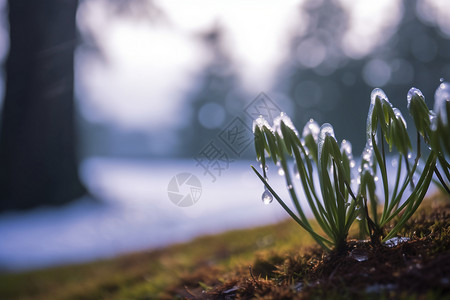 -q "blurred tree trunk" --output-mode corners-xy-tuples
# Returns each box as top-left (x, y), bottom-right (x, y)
(0, 0), (86, 211)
